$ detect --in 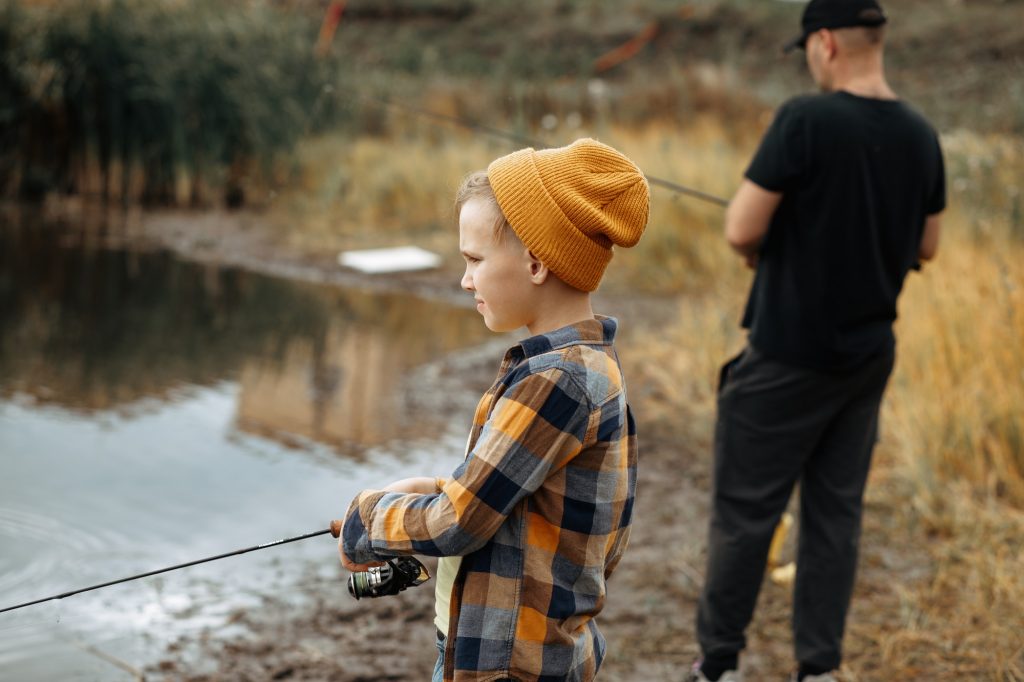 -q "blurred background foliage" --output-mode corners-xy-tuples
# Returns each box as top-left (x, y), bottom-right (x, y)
(0, 0), (338, 205)
(2, 0), (1022, 207)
